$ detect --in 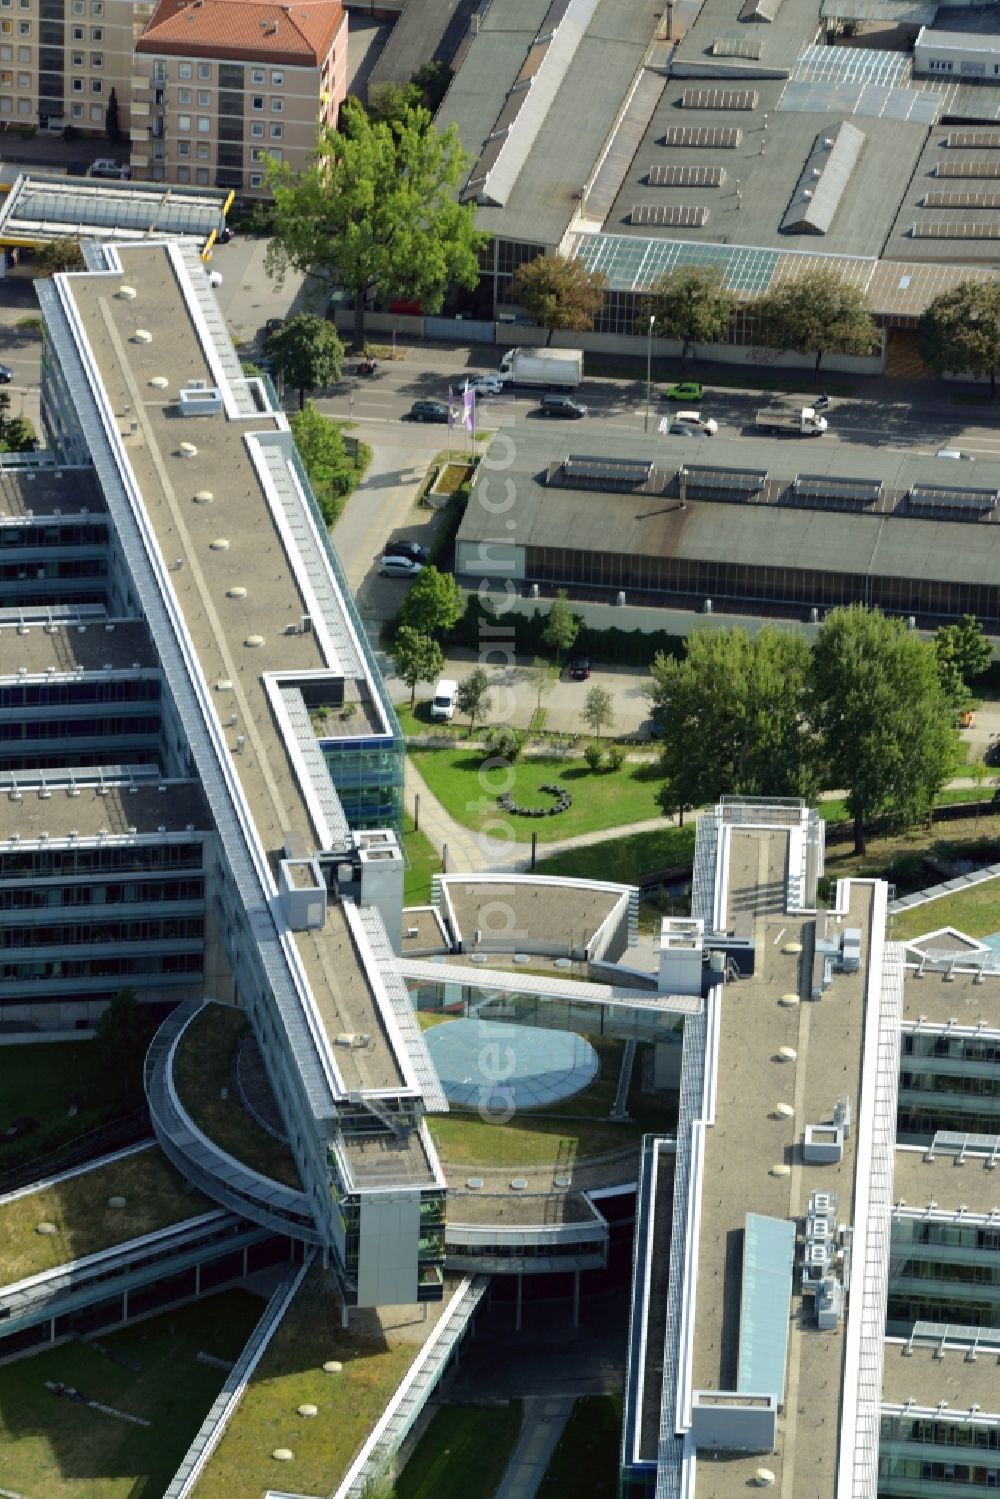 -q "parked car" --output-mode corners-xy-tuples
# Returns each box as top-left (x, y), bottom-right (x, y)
(409, 400), (450, 423)
(379, 554), (424, 577)
(430, 678), (459, 721)
(384, 539), (430, 564)
(86, 158), (131, 180)
(467, 375), (504, 397)
(0, 365), (13, 384)
(663, 381), (704, 402)
(569, 656), (591, 680)
(539, 393), (587, 419)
